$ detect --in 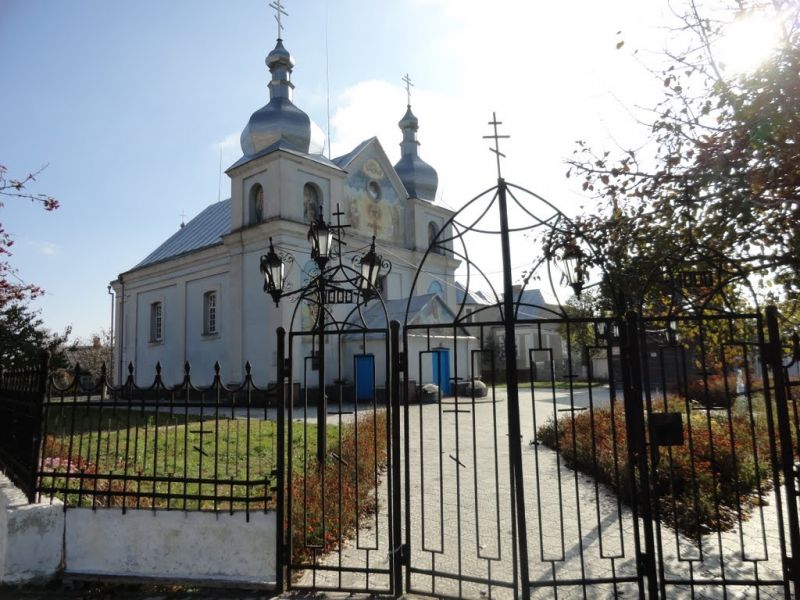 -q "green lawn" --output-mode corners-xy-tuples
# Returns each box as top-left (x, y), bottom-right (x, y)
(40, 407), (340, 510)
